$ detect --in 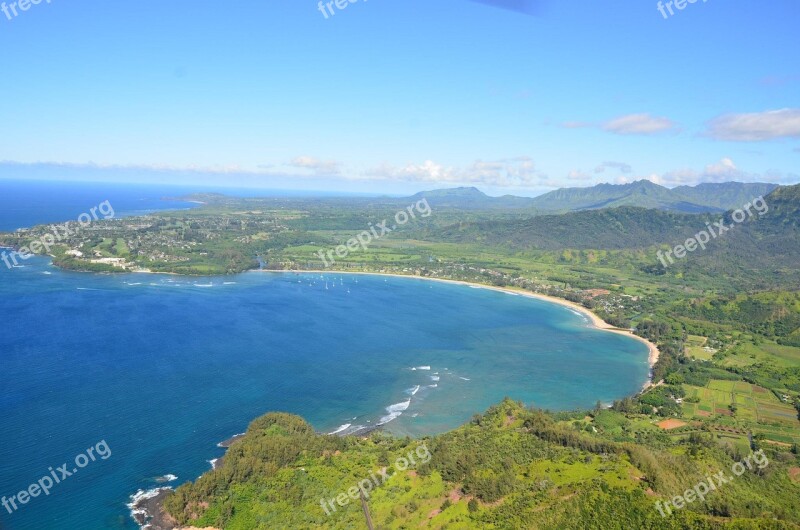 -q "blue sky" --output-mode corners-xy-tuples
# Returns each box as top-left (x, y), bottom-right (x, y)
(0, 0), (798, 196)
